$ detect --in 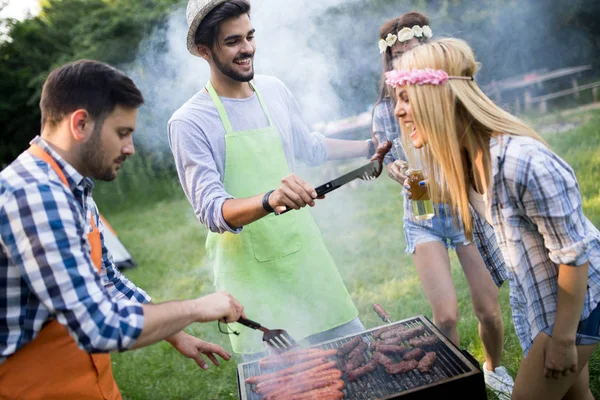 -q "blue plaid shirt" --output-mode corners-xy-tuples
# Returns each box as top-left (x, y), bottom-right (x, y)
(490, 134), (600, 355)
(372, 99), (507, 287)
(0, 137), (150, 364)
